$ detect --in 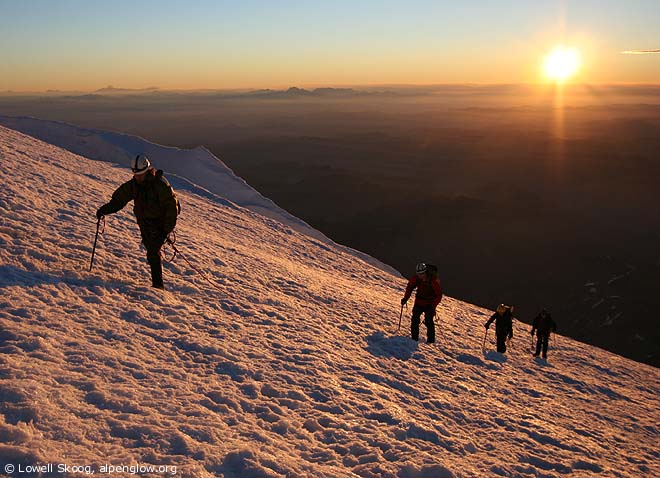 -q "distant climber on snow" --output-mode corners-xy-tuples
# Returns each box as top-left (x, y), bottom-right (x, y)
(96, 154), (179, 290)
(401, 262), (443, 343)
(531, 308), (557, 359)
(485, 304), (514, 353)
